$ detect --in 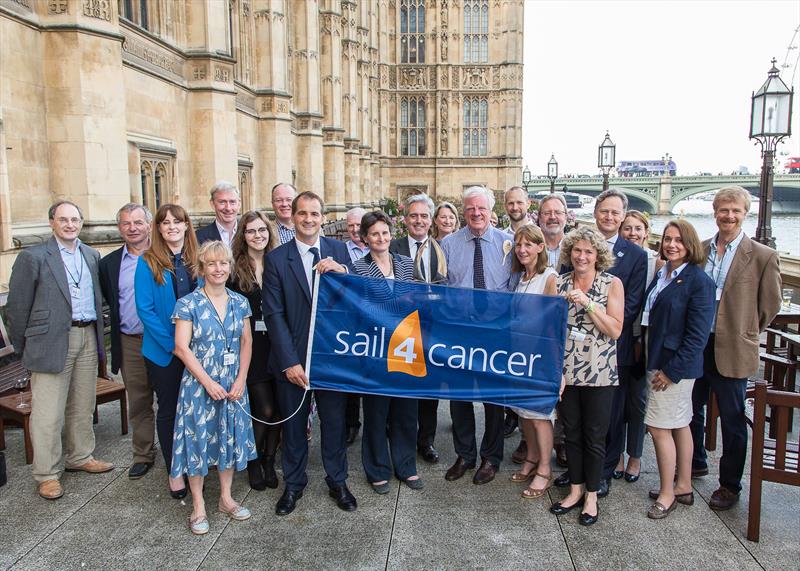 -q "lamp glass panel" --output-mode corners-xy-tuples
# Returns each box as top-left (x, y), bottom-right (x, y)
(548, 162), (557, 178)
(765, 92), (791, 134)
(751, 94), (764, 137)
